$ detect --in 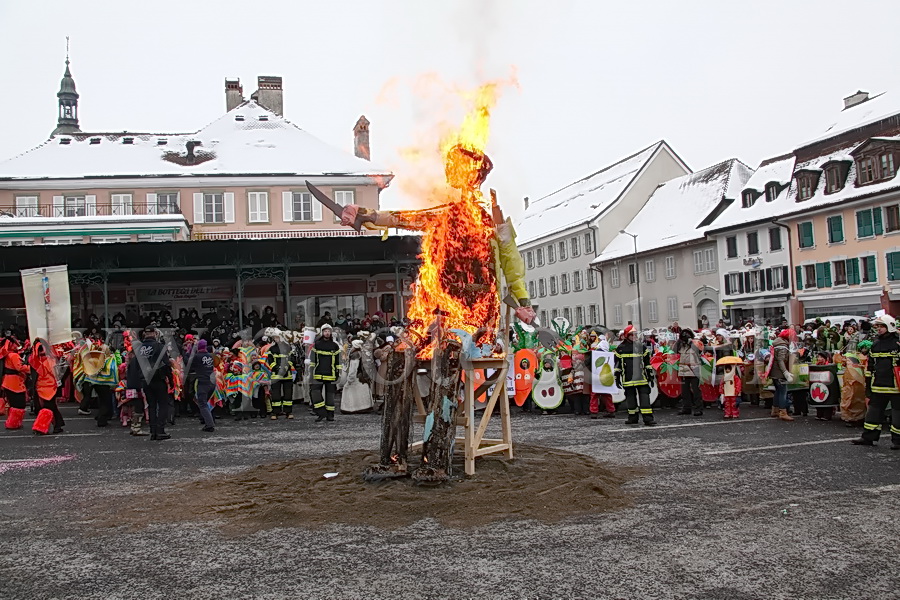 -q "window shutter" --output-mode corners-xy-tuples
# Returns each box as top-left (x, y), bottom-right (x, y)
(224, 192), (235, 223)
(85, 194), (97, 216)
(312, 193), (323, 222)
(889, 253), (900, 281)
(874, 207), (884, 235)
(795, 266), (802, 290)
(824, 262), (832, 287)
(52, 195), (64, 218)
(283, 191), (293, 222)
(846, 258), (860, 285)
(193, 192), (204, 224)
(858, 210), (873, 237)
(743, 272), (751, 293)
(724, 275), (731, 295)
(781, 266), (788, 290)
(146, 193), (158, 215)
(867, 256), (877, 282)
(816, 263), (825, 288)
(765, 268), (772, 291)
